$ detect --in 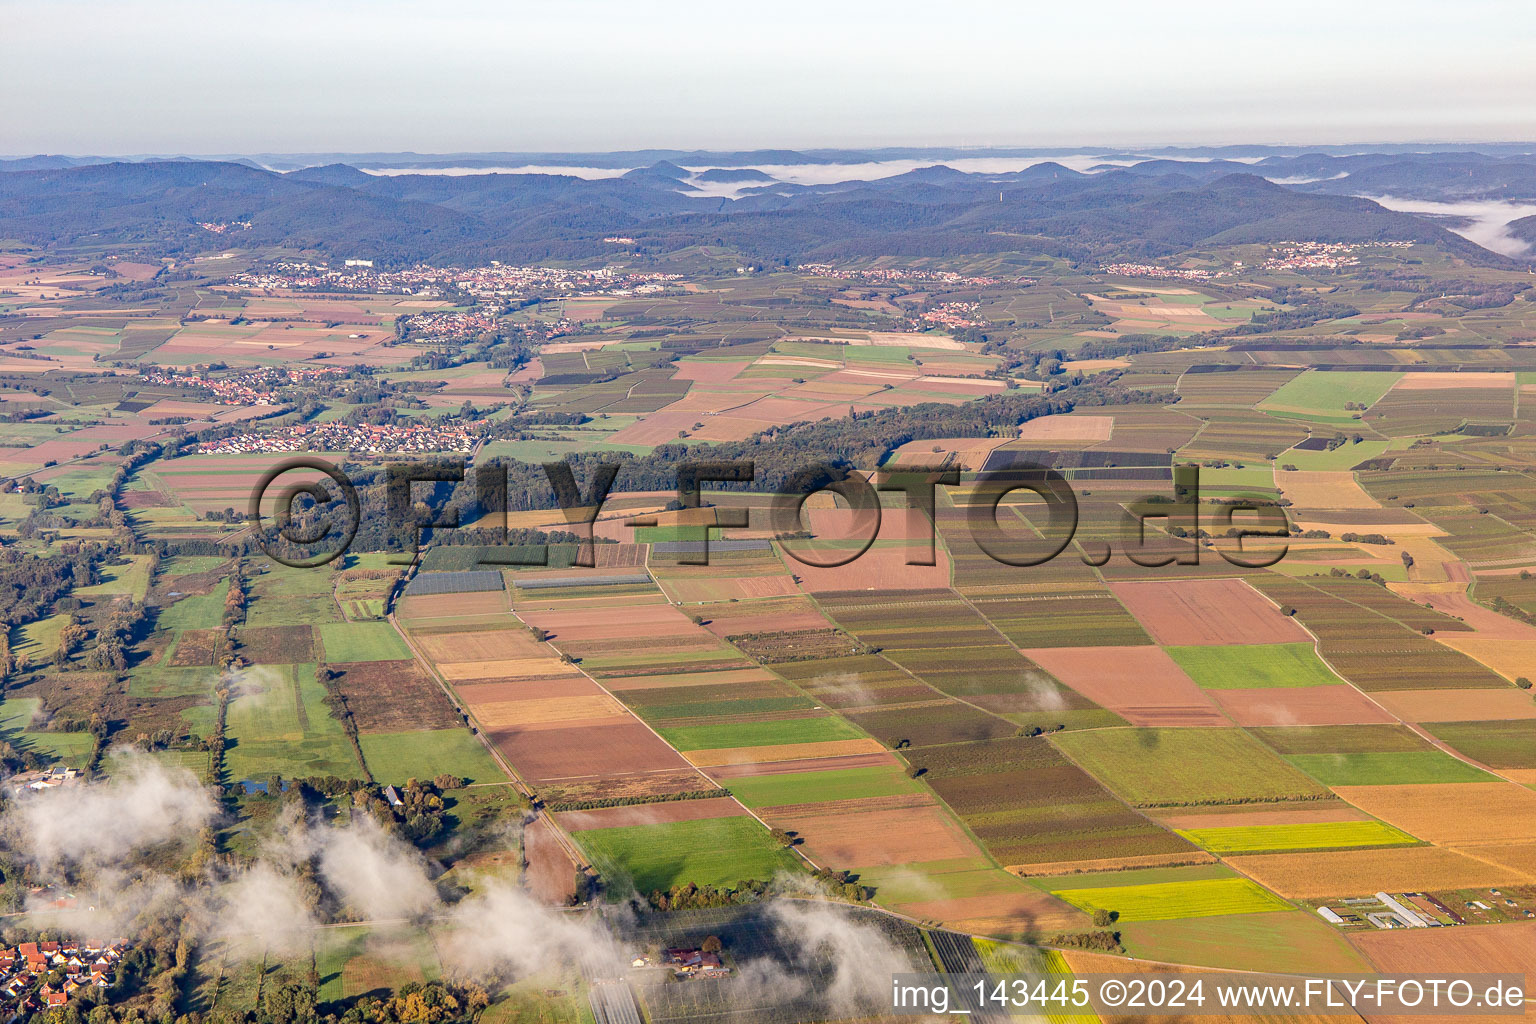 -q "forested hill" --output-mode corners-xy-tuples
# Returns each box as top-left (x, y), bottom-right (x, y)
(0, 157), (1506, 266)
